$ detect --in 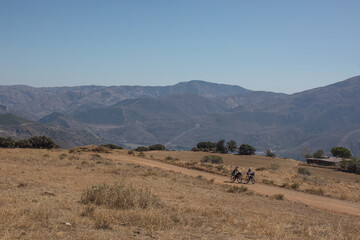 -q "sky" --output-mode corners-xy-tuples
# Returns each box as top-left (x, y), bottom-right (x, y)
(0, 0), (359, 93)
